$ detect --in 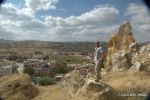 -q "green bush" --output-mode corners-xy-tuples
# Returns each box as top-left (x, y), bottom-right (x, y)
(23, 65), (35, 76)
(52, 61), (68, 74)
(39, 77), (55, 86)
